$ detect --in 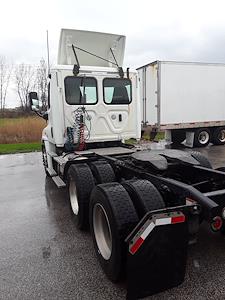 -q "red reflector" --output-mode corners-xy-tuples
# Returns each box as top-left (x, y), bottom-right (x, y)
(171, 215), (186, 224)
(130, 237), (144, 255)
(211, 216), (223, 232)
